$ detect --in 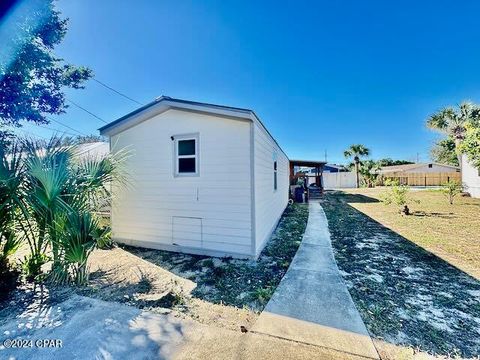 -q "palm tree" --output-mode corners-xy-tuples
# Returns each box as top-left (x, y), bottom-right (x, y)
(0, 136), (128, 284)
(359, 160), (381, 188)
(427, 101), (480, 170)
(344, 144), (370, 188)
